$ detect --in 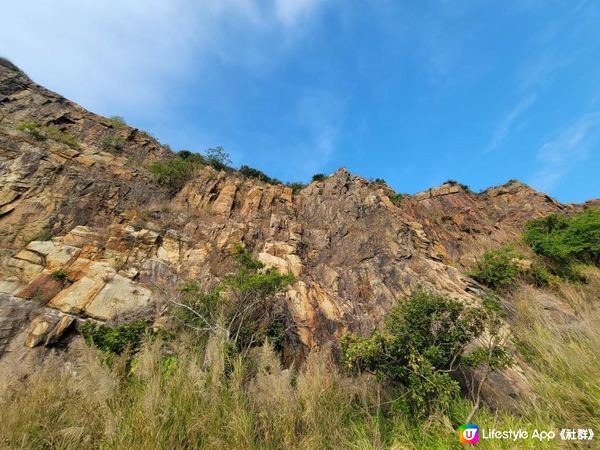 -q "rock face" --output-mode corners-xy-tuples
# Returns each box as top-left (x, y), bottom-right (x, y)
(0, 60), (597, 406)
